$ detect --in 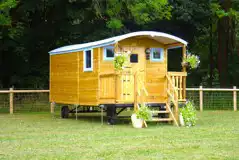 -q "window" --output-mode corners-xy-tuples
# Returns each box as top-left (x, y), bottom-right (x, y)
(84, 49), (93, 71)
(150, 48), (164, 62)
(130, 54), (138, 63)
(103, 46), (114, 60)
